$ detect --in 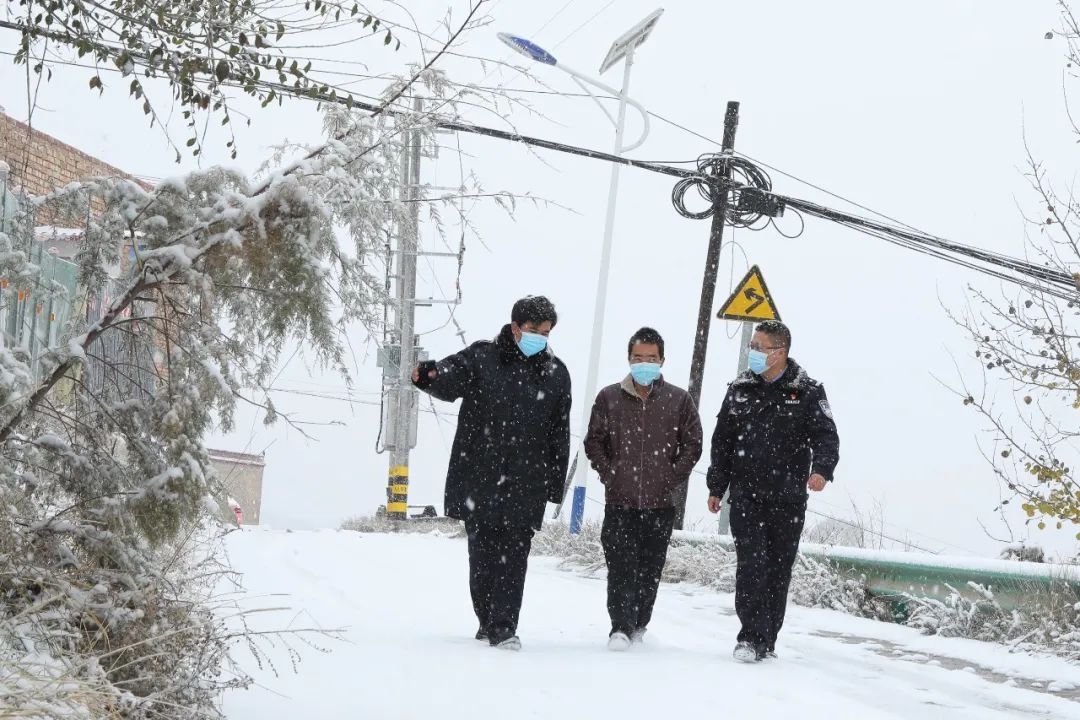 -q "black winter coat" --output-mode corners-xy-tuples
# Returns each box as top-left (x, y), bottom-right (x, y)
(413, 324), (572, 530)
(705, 359), (839, 505)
